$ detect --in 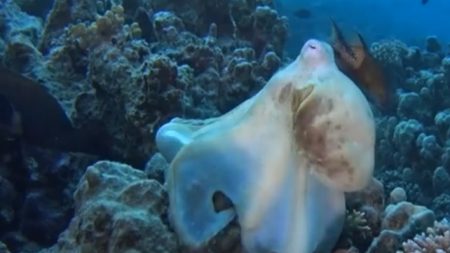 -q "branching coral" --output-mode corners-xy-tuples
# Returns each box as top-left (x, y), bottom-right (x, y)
(401, 219), (450, 253)
(344, 210), (372, 241)
(365, 201), (435, 252)
(65, 5), (135, 50)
